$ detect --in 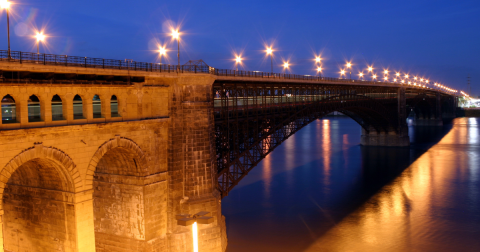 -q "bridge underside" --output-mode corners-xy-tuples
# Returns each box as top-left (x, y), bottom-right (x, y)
(213, 81), (456, 197)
